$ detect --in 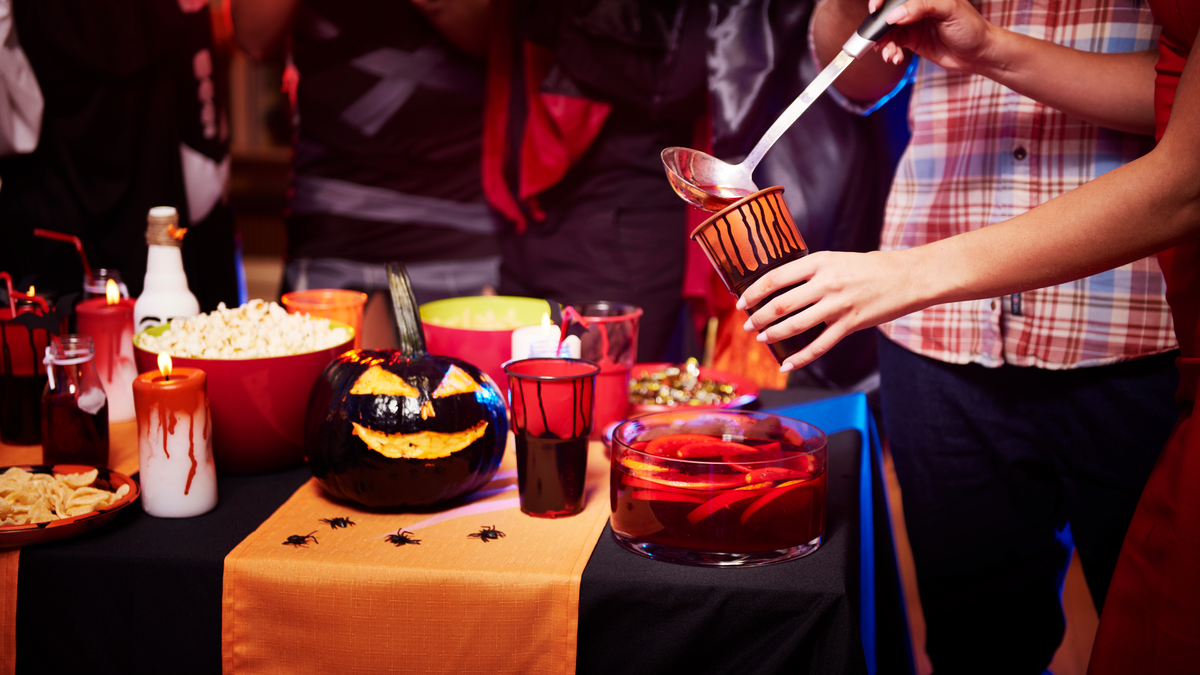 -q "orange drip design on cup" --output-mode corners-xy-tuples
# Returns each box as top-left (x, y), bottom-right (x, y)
(690, 187), (808, 290)
(690, 186), (824, 365)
